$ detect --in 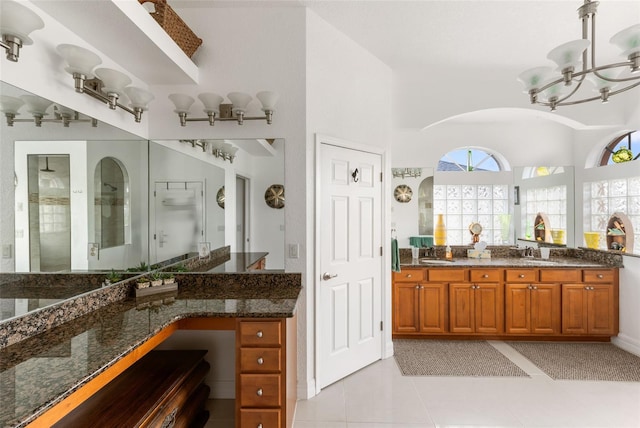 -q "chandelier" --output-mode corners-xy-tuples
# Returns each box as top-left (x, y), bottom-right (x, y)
(518, 0), (640, 111)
